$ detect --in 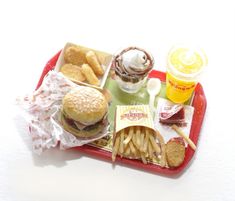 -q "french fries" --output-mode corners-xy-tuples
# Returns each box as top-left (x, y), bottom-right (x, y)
(119, 129), (125, 154)
(123, 127), (133, 145)
(142, 129), (149, 153)
(154, 129), (166, 167)
(112, 135), (120, 162)
(171, 124), (197, 151)
(136, 126), (141, 147)
(112, 126), (166, 166)
(149, 134), (161, 154)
